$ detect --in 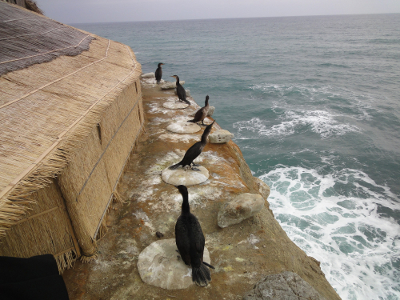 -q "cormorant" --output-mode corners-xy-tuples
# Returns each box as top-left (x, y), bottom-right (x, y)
(169, 121), (215, 171)
(175, 185), (214, 287)
(171, 75), (190, 106)
(188, 95), (210, 126)
(155, 63), (164, 84)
